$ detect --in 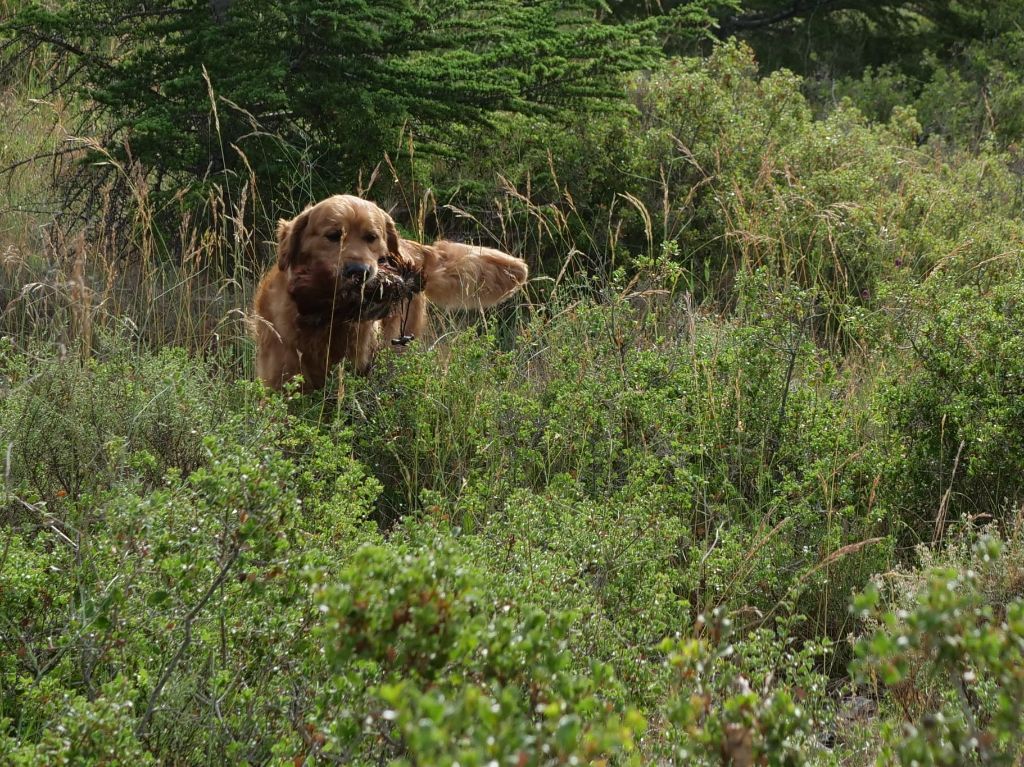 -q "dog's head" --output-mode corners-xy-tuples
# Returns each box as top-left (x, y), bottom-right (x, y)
(277, 195), (406, 313)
